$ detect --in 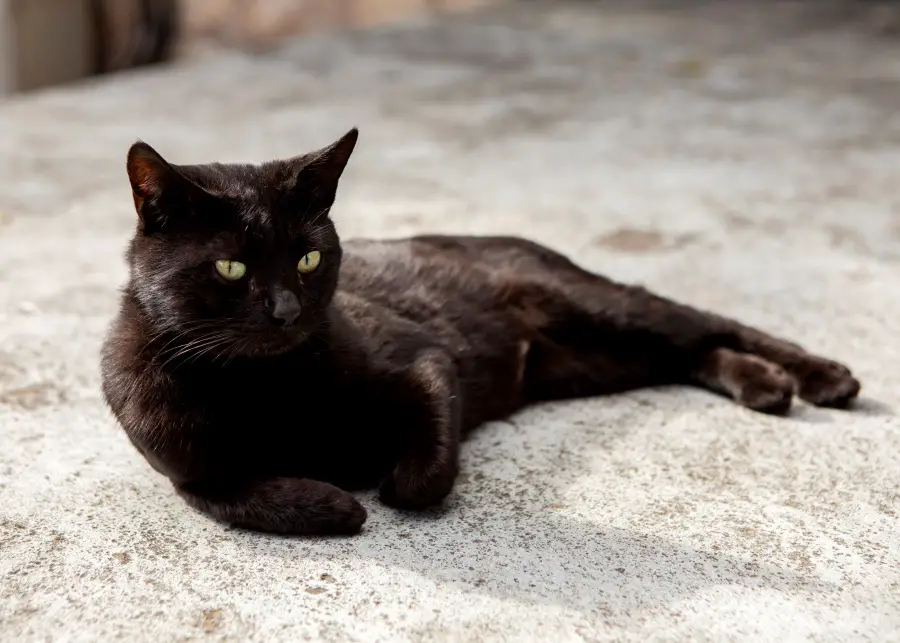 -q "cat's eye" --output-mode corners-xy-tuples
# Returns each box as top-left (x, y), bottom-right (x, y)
(215, 260), (246, 281)
(297, 250), (322, 274)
